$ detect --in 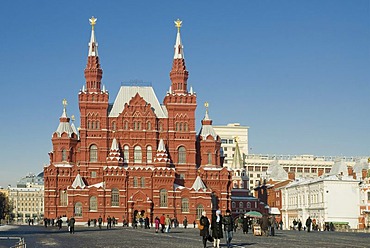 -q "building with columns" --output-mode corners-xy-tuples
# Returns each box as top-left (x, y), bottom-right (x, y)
(43, 18), (232, 225)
